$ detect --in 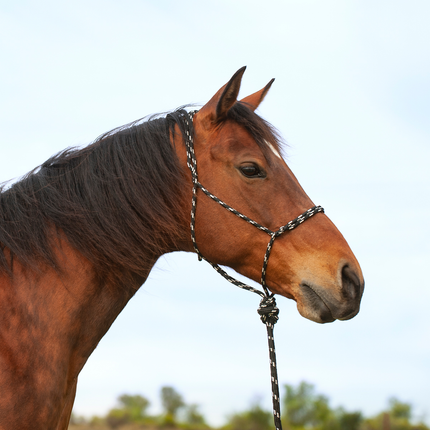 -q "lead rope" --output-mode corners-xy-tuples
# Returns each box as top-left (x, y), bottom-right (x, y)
(180, 110), (324, 430)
